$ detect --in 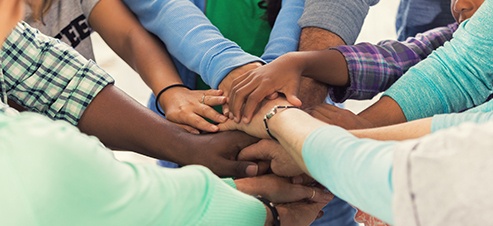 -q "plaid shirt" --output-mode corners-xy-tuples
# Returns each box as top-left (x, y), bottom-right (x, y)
(0, 22), (114, 125)
(329, 23), (458, 102)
